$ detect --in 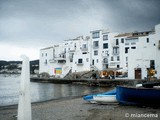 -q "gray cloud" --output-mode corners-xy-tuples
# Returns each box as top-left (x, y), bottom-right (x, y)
(0, 0), (160, 60)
